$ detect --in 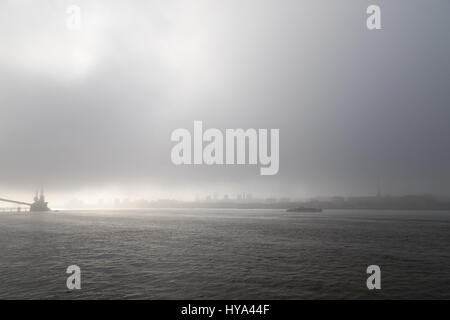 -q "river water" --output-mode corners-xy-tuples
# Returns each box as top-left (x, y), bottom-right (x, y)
(0, 209), (449, 299)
